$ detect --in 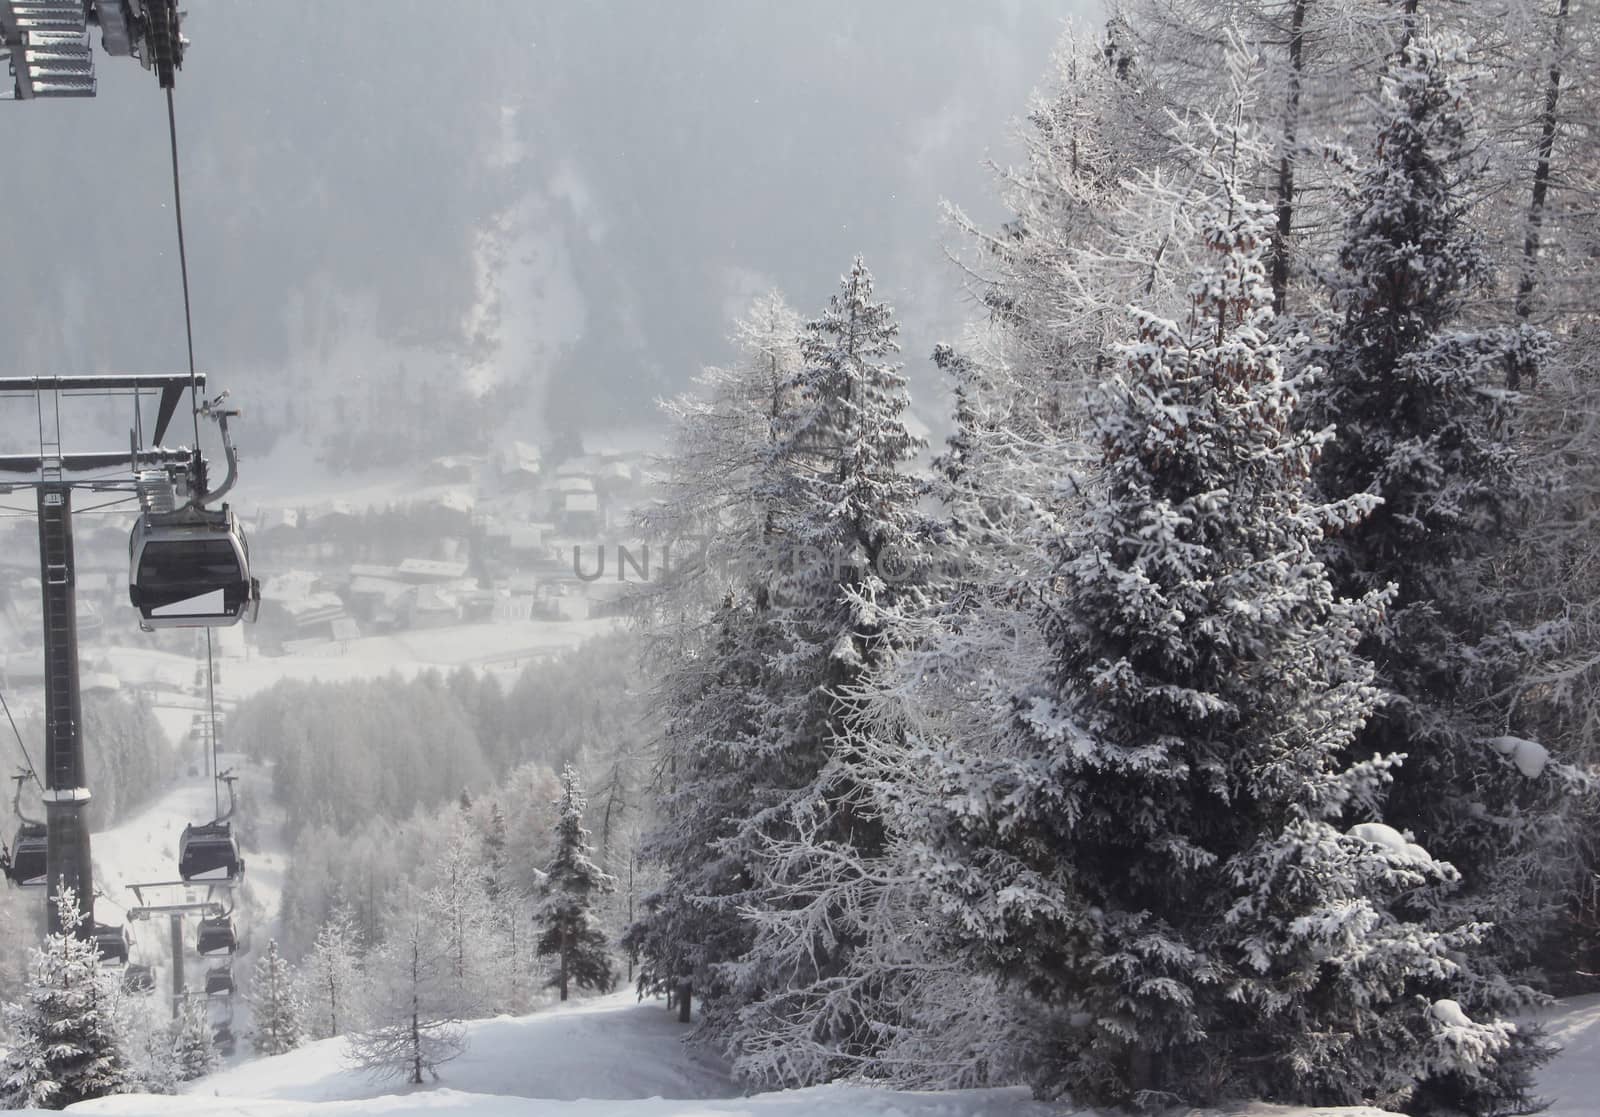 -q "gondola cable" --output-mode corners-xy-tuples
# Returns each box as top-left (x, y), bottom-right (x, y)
(163, 81), (226, 819)
(0, 688), (43, 794)
(206, 629), (220, 818)
(162, 86), (203, 451)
